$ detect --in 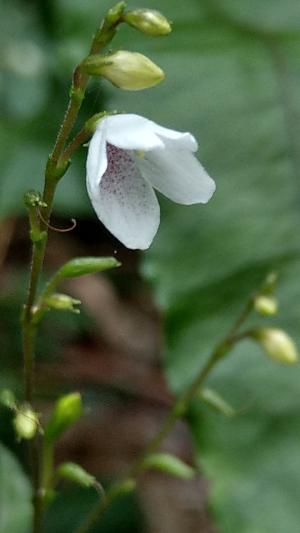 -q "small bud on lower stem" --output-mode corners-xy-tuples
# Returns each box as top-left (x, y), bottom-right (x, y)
(45, 293), (81, 314)
(0, 389), (16, 409)
(81, 51), (165, 90)
(254, 295), (278, 316)
(253, 328), (298, 365)
(13, 406), (39, 440)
